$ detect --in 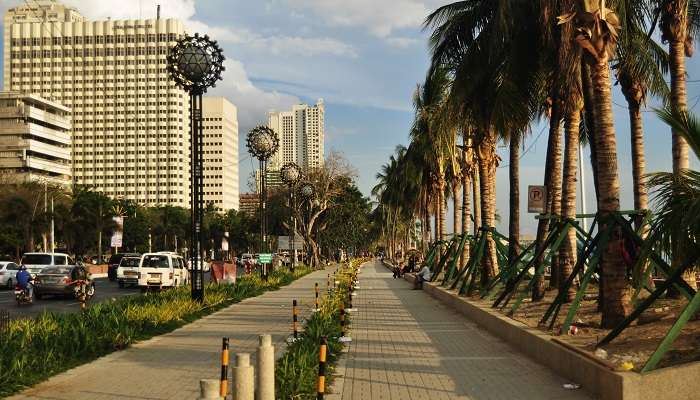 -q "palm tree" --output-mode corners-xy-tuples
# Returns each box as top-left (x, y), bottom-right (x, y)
(560, 0), (631, 327)
(508, 132), (522, 263)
